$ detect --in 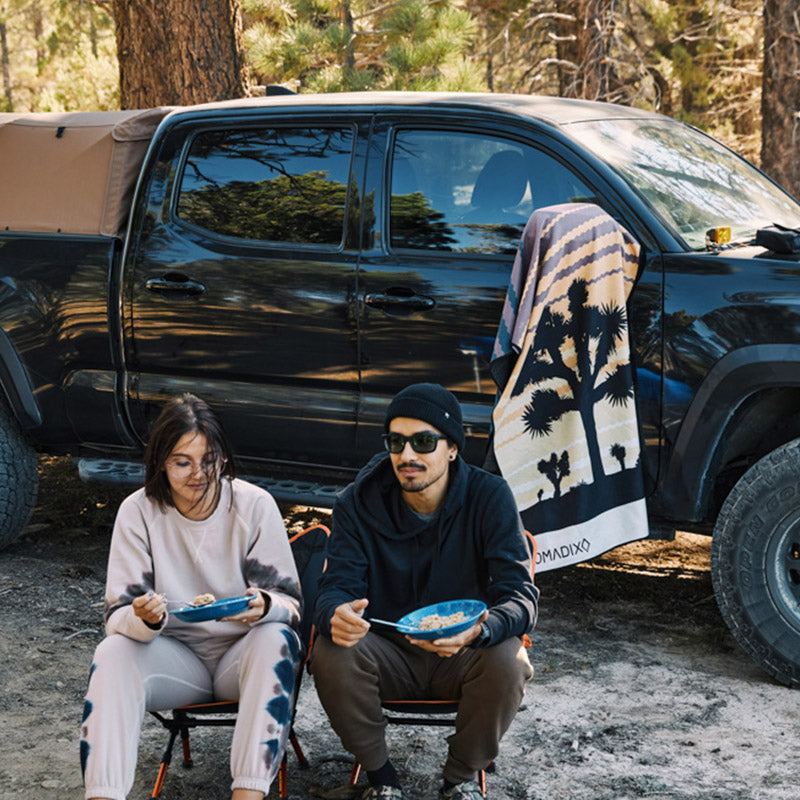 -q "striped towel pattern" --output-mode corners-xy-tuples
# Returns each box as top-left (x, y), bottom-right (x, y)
(491, 203), (648, 572)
